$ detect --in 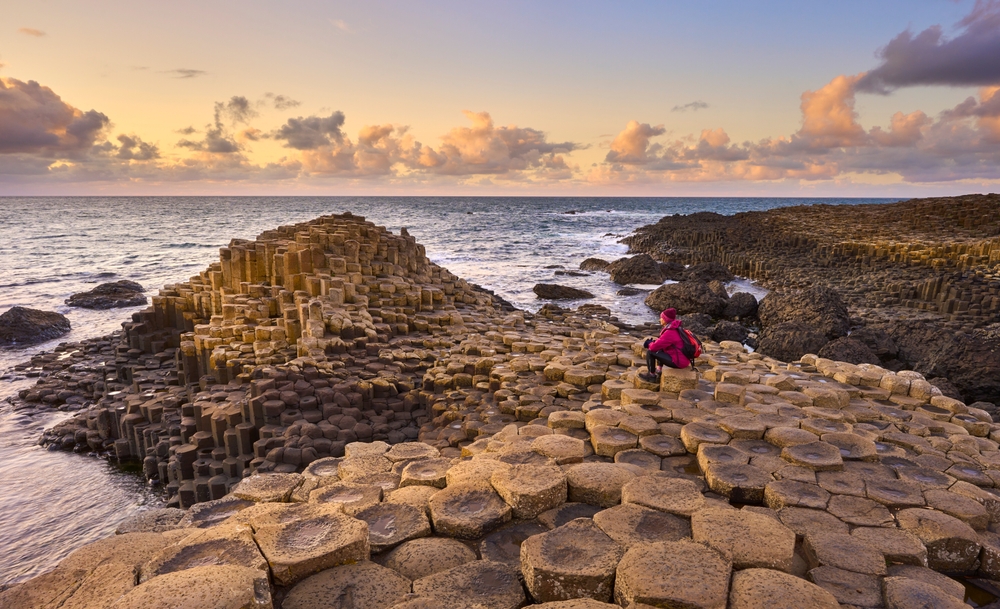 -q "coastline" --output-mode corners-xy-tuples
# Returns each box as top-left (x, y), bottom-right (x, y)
(5, 197), (1000, 607)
